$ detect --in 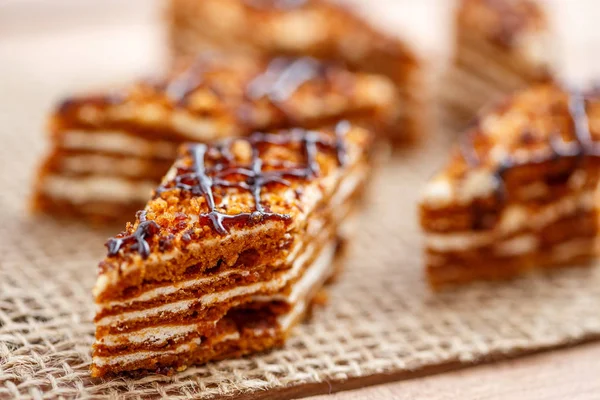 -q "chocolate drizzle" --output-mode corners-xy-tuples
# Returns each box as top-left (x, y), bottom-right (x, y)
(105, 211), (159, 259)
(247, 57), (326, 104)
(484, 0), (534, 48)
(459, 90), (596, 202)
(157, 123), (348, 235)
(165, 56), (215, 106)
(57, 91), (124, 114)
